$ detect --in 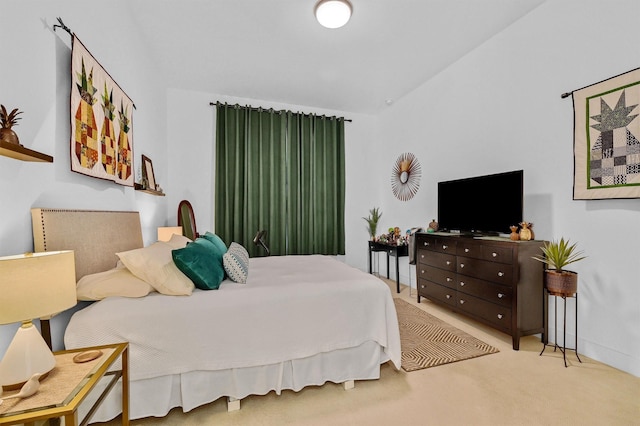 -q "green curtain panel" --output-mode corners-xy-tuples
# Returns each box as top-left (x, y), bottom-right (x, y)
(215, 105), (287, 257)
(215, 103), (345, 256)
(287, 112), (345, 255)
